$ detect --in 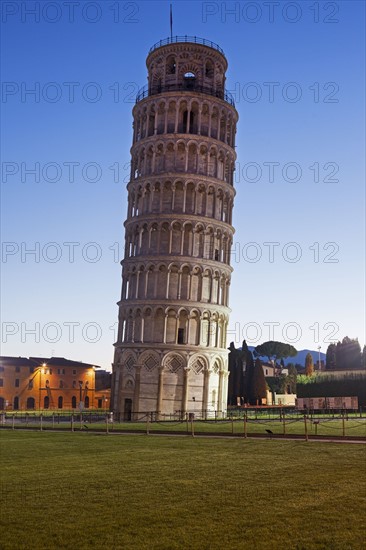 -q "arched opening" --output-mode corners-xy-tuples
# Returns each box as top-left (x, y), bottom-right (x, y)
(72, 396), (77, 408)
(144, 308), (153, 342)
(189, 311), (200, 345)
(201, 270), (211, 302)
(176, 142), (186, 171)
(159, 222), (170, 254)
(134, 310), (143, 342)
(182, 110), (195, 133)
(148, 107), (155, 137)
(157, 103), (165, 134)
(194, 226), (204, 257)
(44, 396), (49, 409)
(58, 396), (63, 409)
(177, 100), (187, 132)
(180, 266), (190, 300)
(185, 183), (195, 213)
(177, 310), (189, 344)
(26, 397), (35, 410)
(85, 396), (90, 409)
(155, 144), (164, 172)
(152, 183), (161, 213)
(184, 72), (196, 90)
(146, 265), (156, 298)
(167, 101), (176, 133)
(152, 76), (162, 95)
(171, 224), (181, 255)
(145, 149), (153, 178)
(211, 107), (219, 139)
(124, 398), (132, 421)
(140, 225), (149, 256)
(162, 183), (173, 212)
(187, 144), (197, 173)
(154, 308), (165, 343)
(174, 181), (184, 212)
(166, 309), (177, 344)
(201, 314), (210, 346)
(205, 60), (214, 78)
(201, 104), (210, 136)
(13, 396), (19, 410)
(168, 265), (179, 300)
(182, 224), (193, 256)
(157, 265), (168, 299)
(166, 55), (176, 75)
(190, 267), (201, 301)
(198, 145), (208, 175)
(206, 187), (215, 217)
